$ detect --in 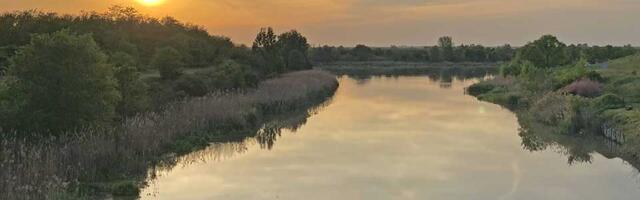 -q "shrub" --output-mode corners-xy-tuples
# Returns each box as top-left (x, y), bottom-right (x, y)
(552, 58), (603, 89)
(175, 74), (209, 97)
(110, 52), (150, 117)
(529, 92), (570, 125)
(593, 93), (625, 111)
(152, 47), (184, 80)
(564, 79), (604, 98)
(2, 30), (120, 133)
(466, 83), (495, 96)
